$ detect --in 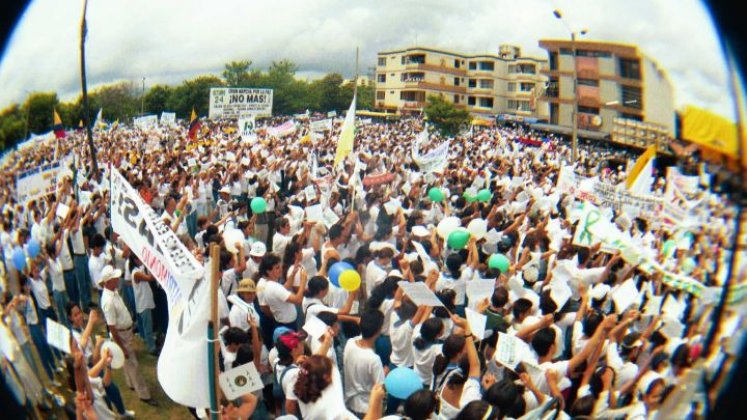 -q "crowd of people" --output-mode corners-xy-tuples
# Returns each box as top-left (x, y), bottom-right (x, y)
(0, 110), (743, 420)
